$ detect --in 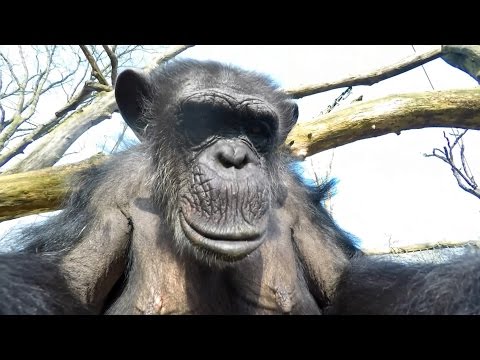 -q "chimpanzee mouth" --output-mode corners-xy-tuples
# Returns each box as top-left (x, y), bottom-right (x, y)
(179, 212), (266, 260)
